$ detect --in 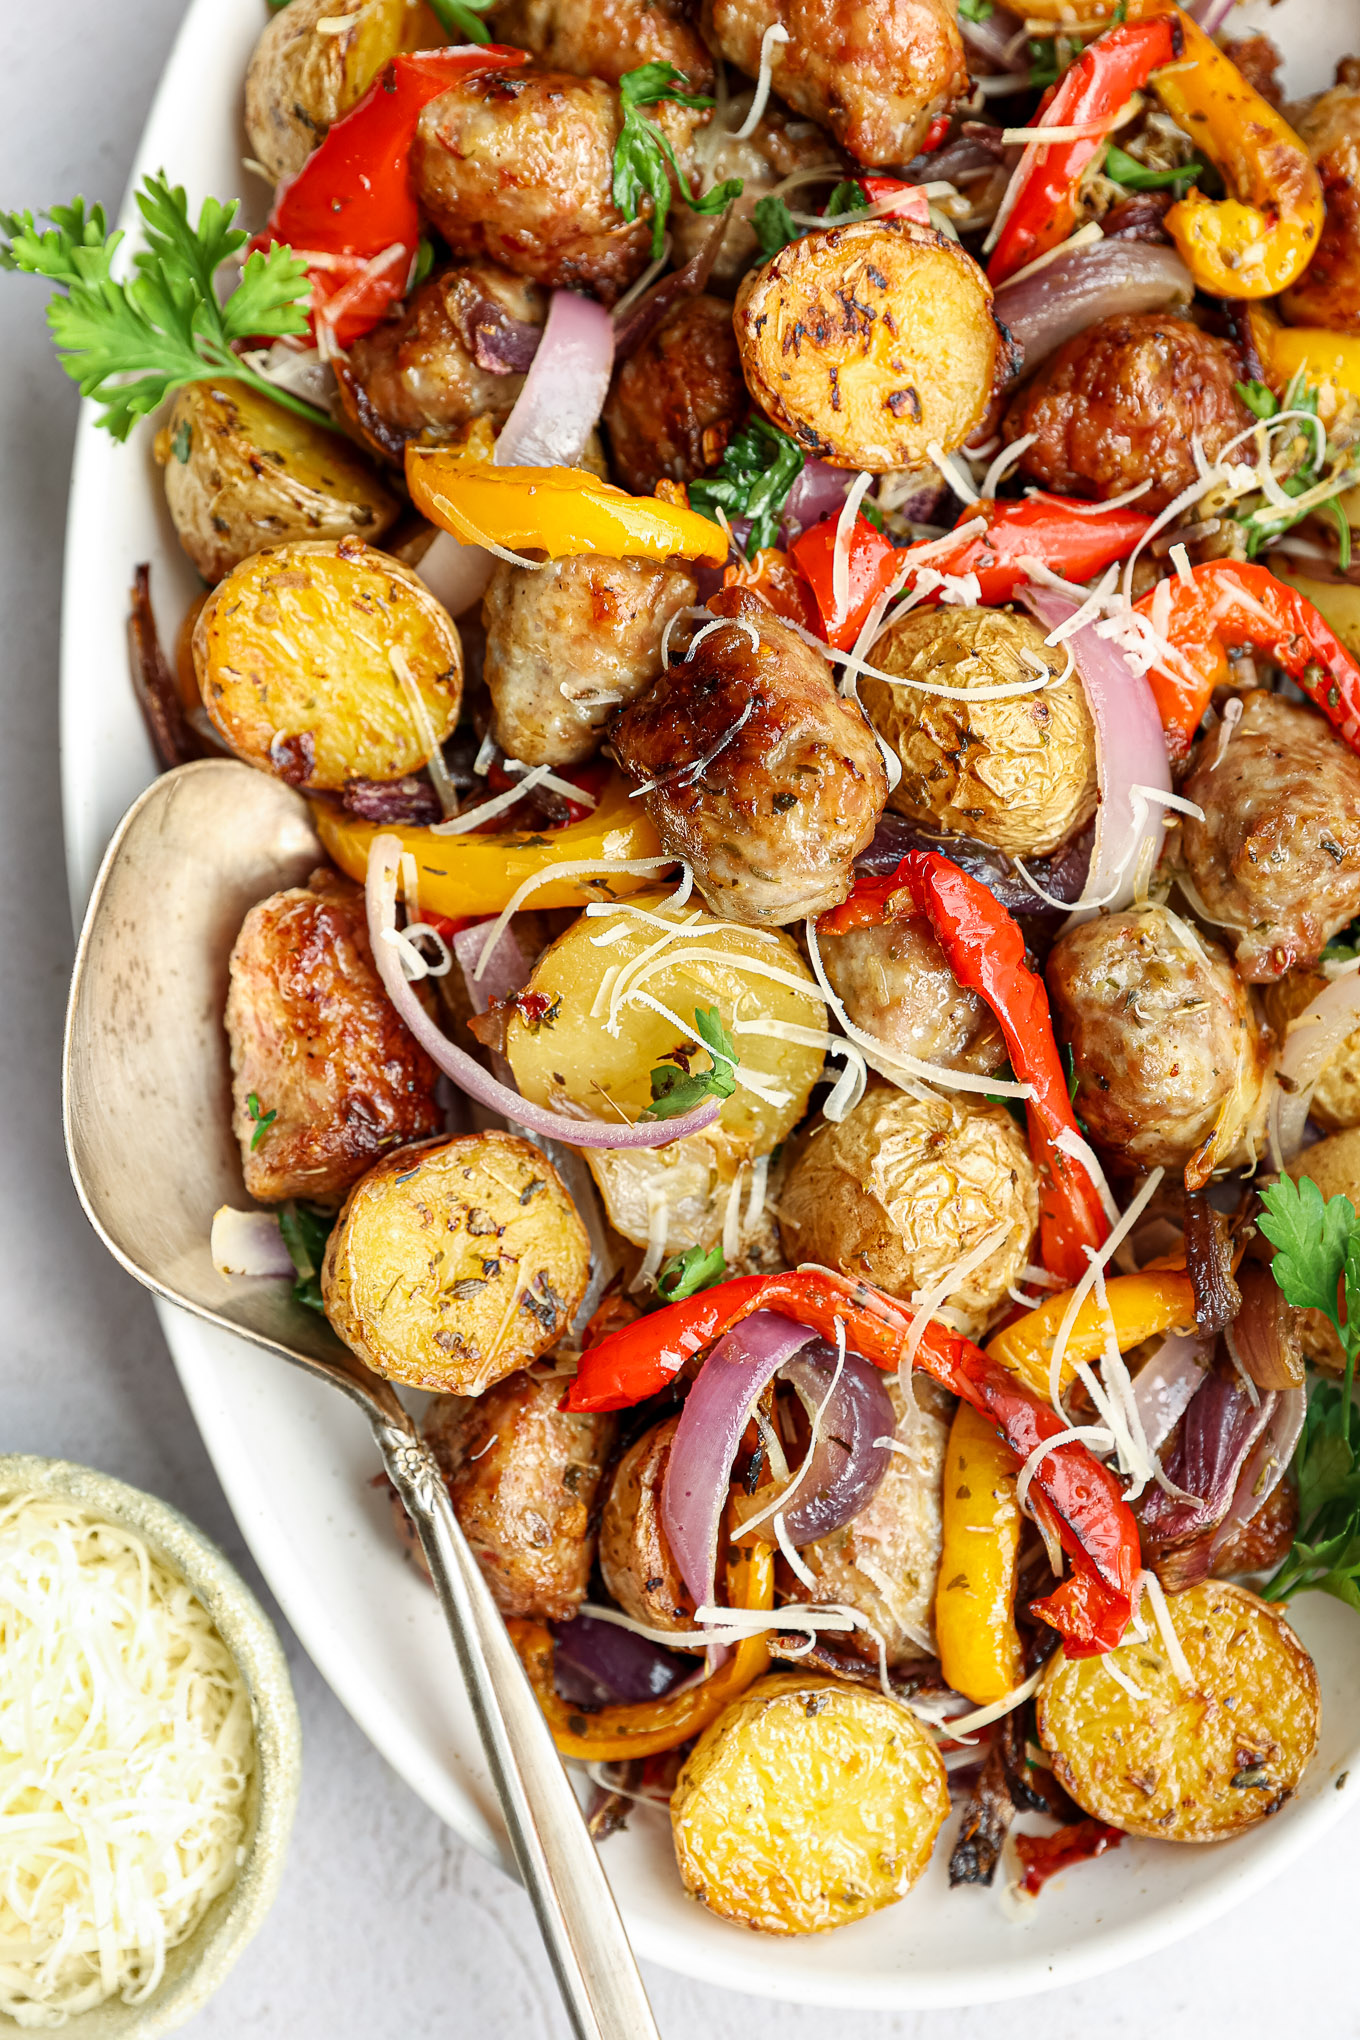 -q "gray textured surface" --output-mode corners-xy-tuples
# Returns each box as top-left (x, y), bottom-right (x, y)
(1, 4), (1356, 2032)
